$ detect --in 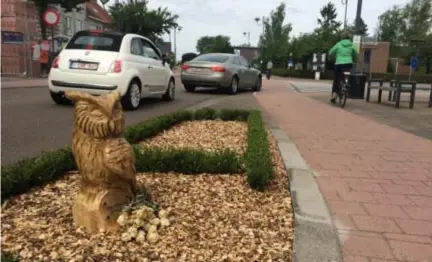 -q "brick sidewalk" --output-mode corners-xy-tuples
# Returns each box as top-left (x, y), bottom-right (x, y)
(255, 80), (432, 262)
